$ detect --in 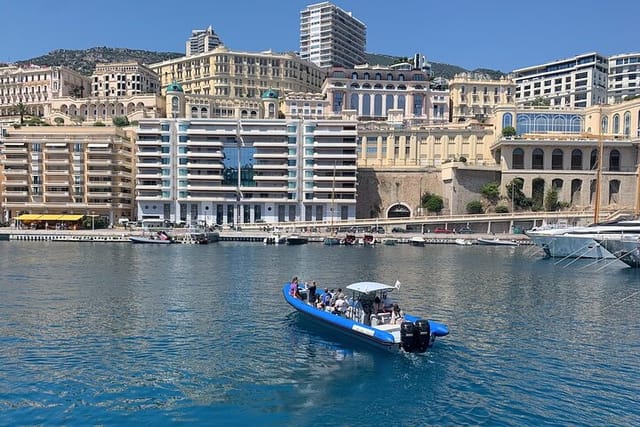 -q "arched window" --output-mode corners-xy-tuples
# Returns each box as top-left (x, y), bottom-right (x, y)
(552, 148), (563, 170)
(398, 74), (405, 81)
(373, 94), (382, 116)
(601, 116), (608, 134)
(624, 111), (631, 137)
(552, 178), (563, 191)
(350, 93), (359, 112)
(351, 72), (358, 80)
(191, 106), (198, 118)
(571, 179), (582, 205)
(386, 73), (393, 80)
(609, 149), (620, 171)
(532, 148), (544, 169)
(362, 94), (371, 116)
(413, 94), (423, 116)
(571, 149), (583, 170)
(590, 149), (598, 170)
(613, 114), (620, 134)
(502, 112), (513, 129)
(385, 94), (394, 113)
(512, 148), (525, 169)
(609, 180), (621, 204)
(363, 73), (370, 80)
(375, 73), (382, 80)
